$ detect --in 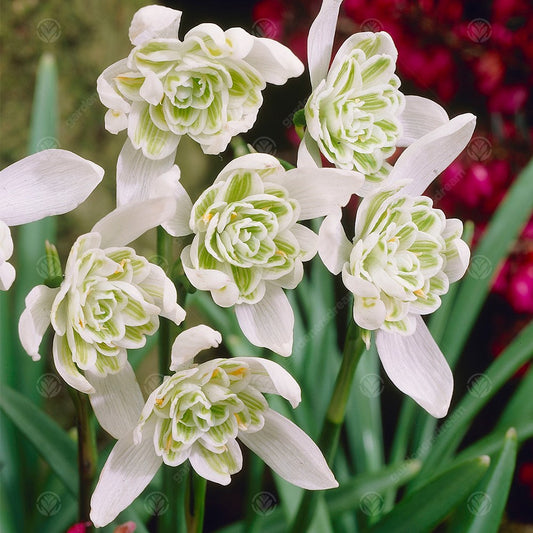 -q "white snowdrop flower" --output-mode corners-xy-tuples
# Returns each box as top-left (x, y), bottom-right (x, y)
(90, 325), (337, 528)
